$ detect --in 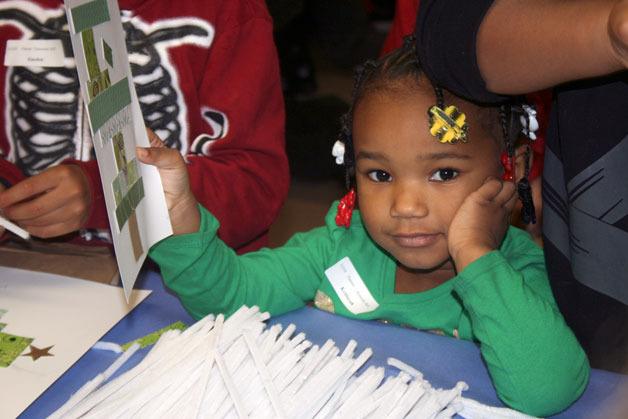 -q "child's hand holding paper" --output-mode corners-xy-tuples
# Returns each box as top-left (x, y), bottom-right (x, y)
(136, 129), (200, 236)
